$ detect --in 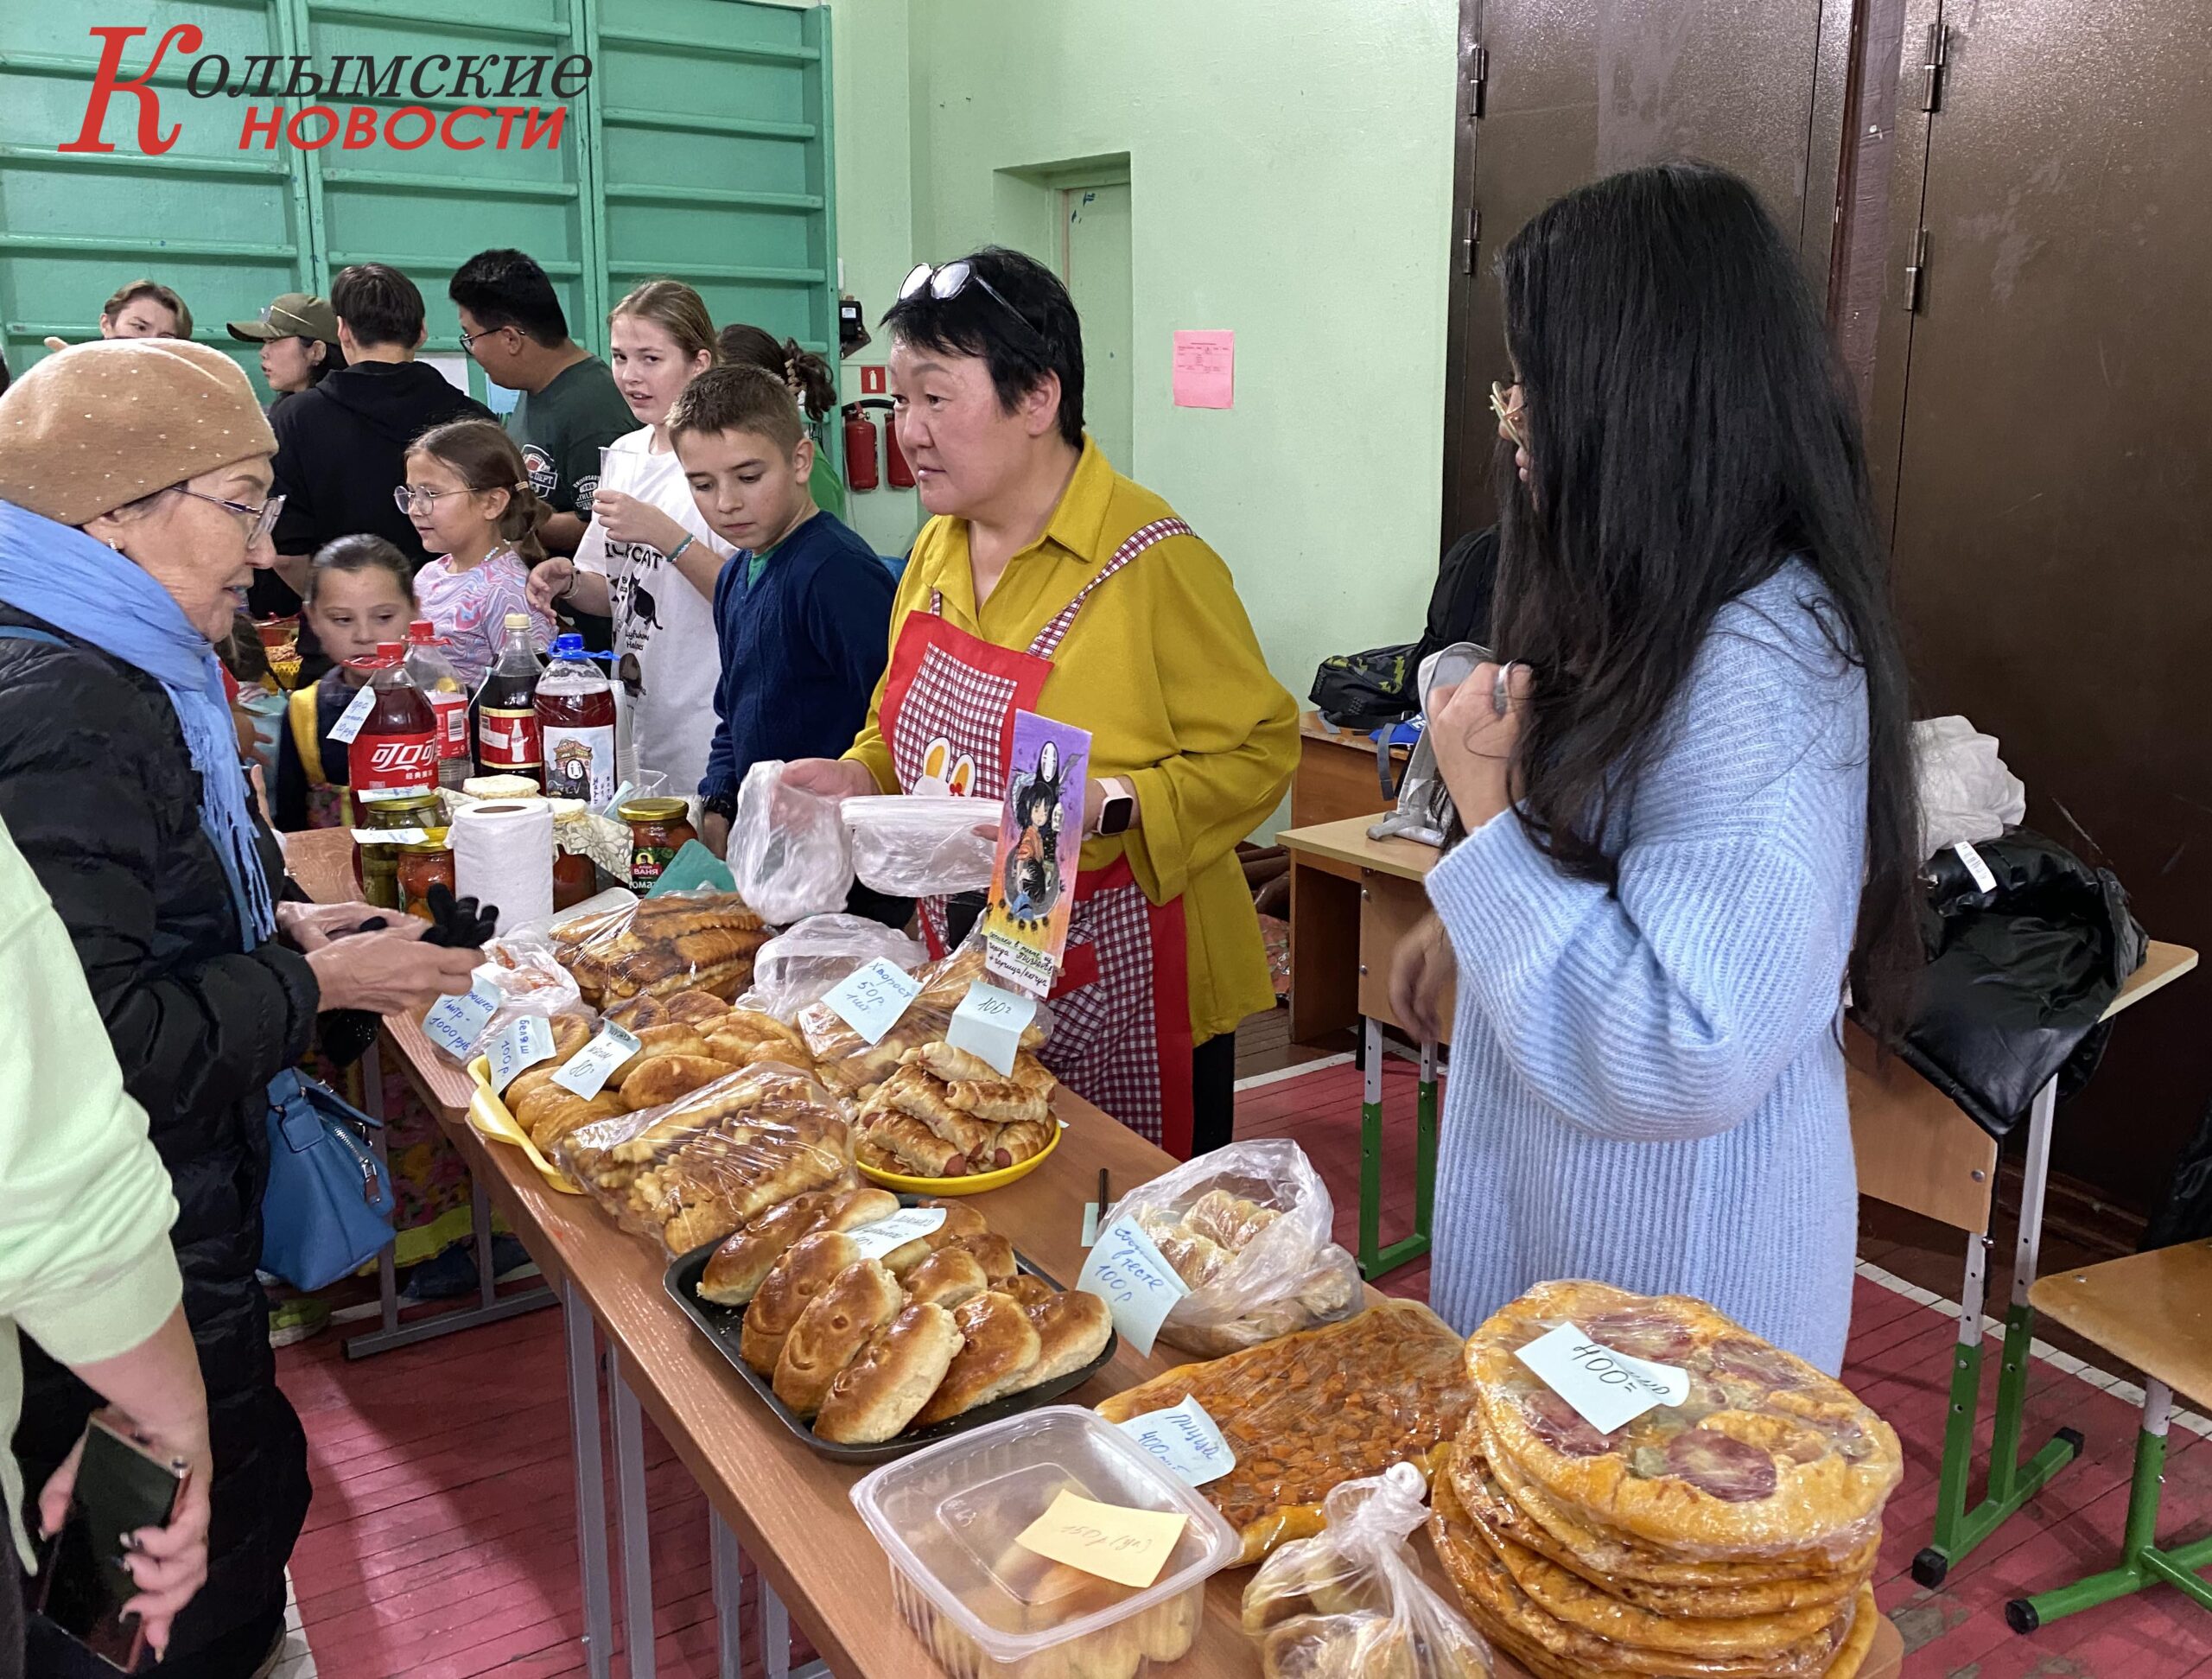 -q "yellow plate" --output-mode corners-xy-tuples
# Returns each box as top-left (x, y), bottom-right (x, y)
(855, 1117), (1063, 1197)
(467, 1057), (585, 1194)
